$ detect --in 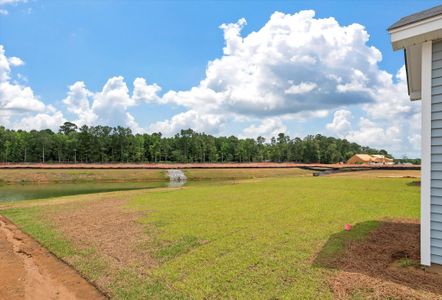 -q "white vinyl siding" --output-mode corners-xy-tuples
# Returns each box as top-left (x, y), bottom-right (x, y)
(431, 40), (442, 264)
